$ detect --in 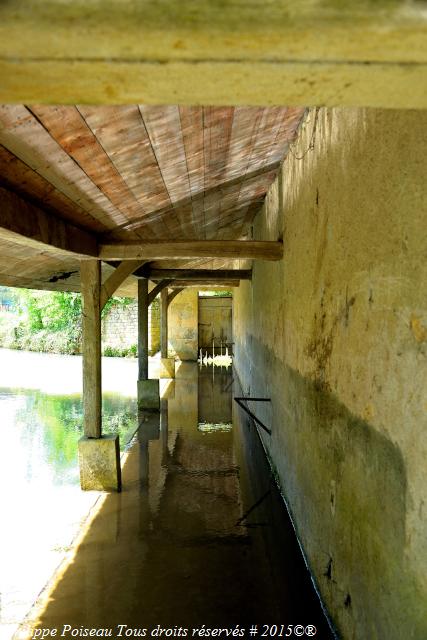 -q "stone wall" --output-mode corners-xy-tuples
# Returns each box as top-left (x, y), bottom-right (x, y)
(233, 108), (427, 640)
(168, 289), (198, 361)
(102, 299), (160, 356)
